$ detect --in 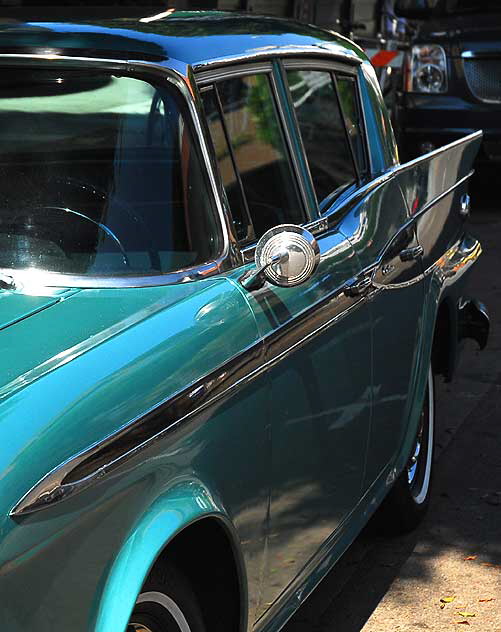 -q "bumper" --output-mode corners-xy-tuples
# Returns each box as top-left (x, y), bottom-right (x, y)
(395, 93), (501, 161)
